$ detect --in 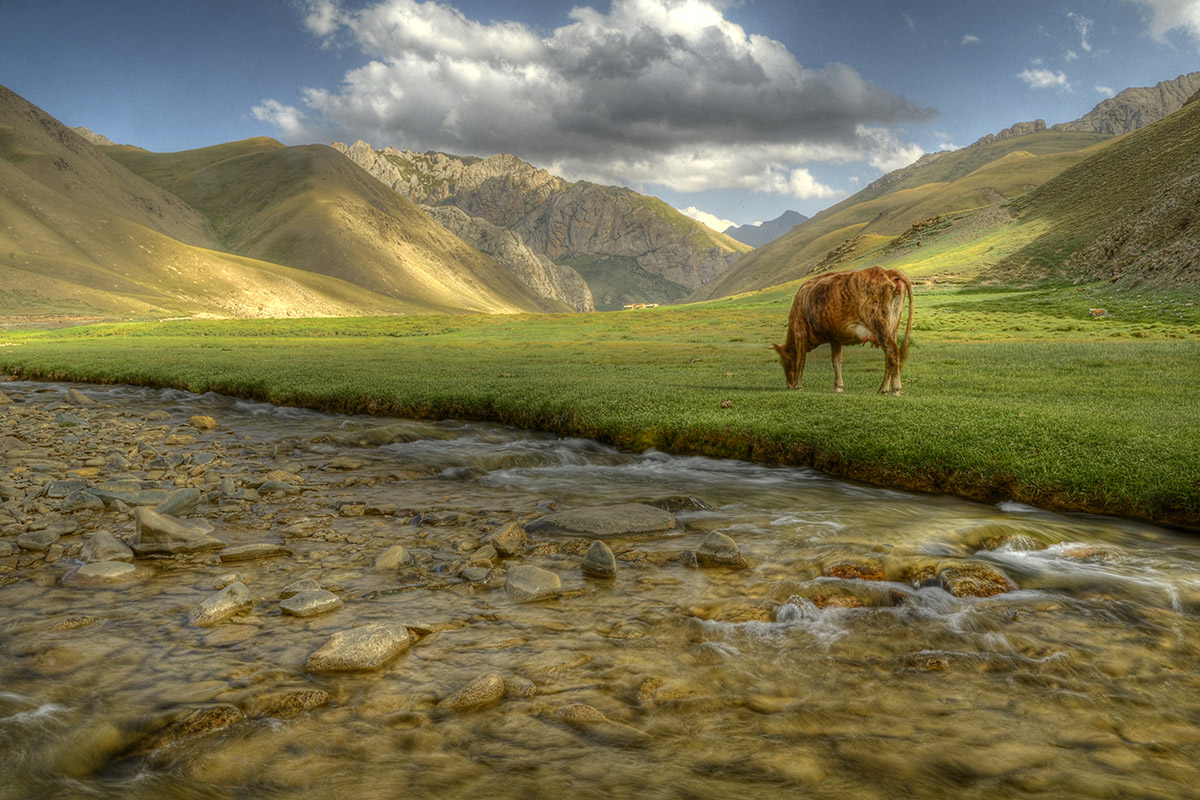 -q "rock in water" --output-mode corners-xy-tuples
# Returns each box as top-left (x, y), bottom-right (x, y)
(505, 564), (562, 602)
(64, 388), (96, 406)
(306, 623), (412, 672)
(938, 562), (1017, 597)
(373, 545), (414, 569)
(525, 503), (680, 539)
(484, 520), (526, 556)
(153, 488), (201, 518)
(62, 561), (145, 588)
(132, 506), (223, 555)
(189, 581), (251, 627)
(581, 540), (617, 579)
(280, 590), (343, 618)
(438, 673), (506, 712)
(693, 532), (749, 569)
